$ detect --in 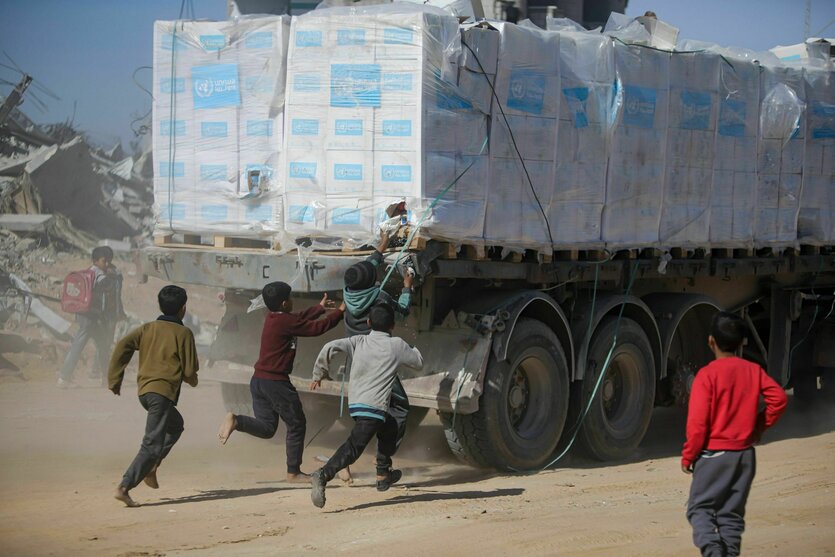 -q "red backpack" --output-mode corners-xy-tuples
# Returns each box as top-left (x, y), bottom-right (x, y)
(60, 269), (97, 314)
